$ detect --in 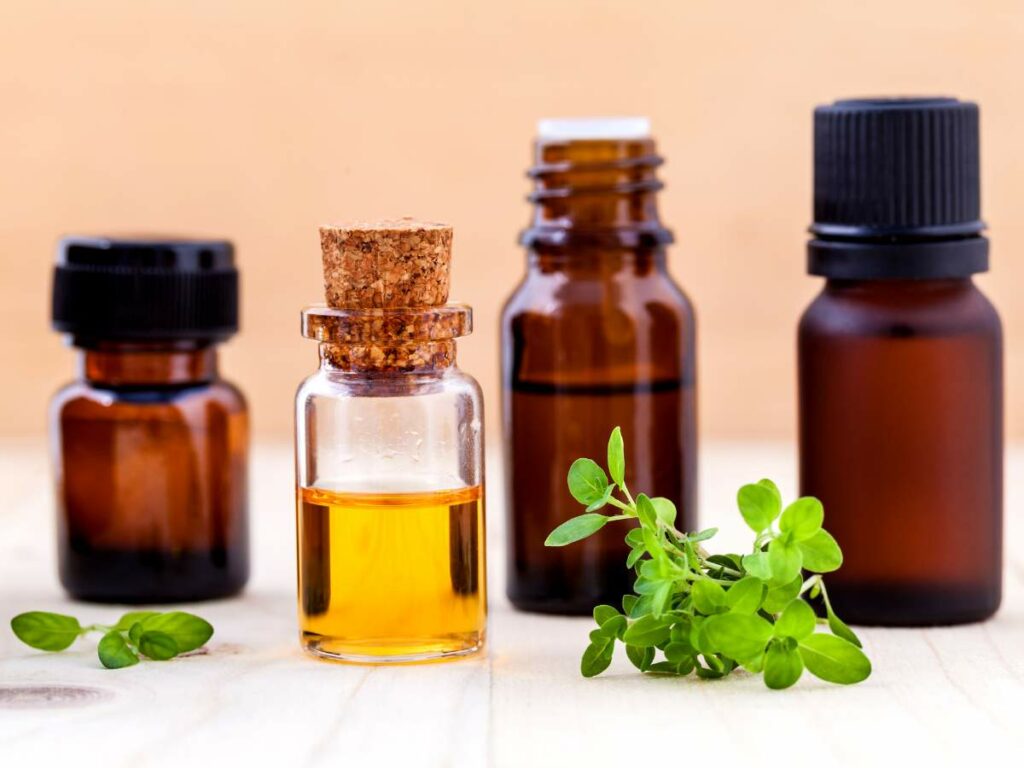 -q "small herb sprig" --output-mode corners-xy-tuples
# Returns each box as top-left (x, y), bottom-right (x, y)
(545, 427), (871, 690)
(10, 610), (213, 669)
